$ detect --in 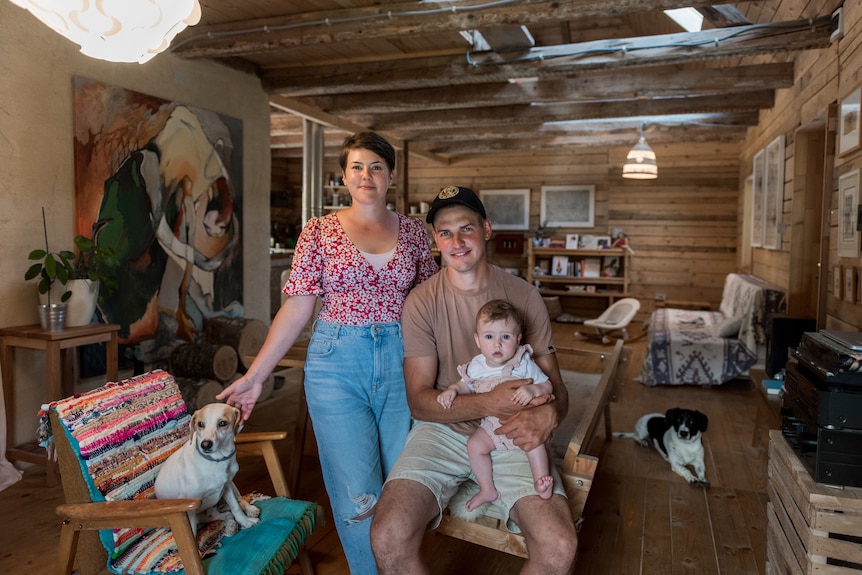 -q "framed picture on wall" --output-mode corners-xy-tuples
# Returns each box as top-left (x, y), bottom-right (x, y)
(762, 135), (784, 250)
(751, 150), (765, 248)
(540, 185), (595, 228)
(846, 266), (857, 303)
(838, 169), (860, 258)
(839, 85), (861, 156)
(479, 189), (530, 230)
